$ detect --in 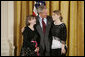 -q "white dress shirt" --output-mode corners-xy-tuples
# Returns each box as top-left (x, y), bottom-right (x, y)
(39, 15), (47, 28)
